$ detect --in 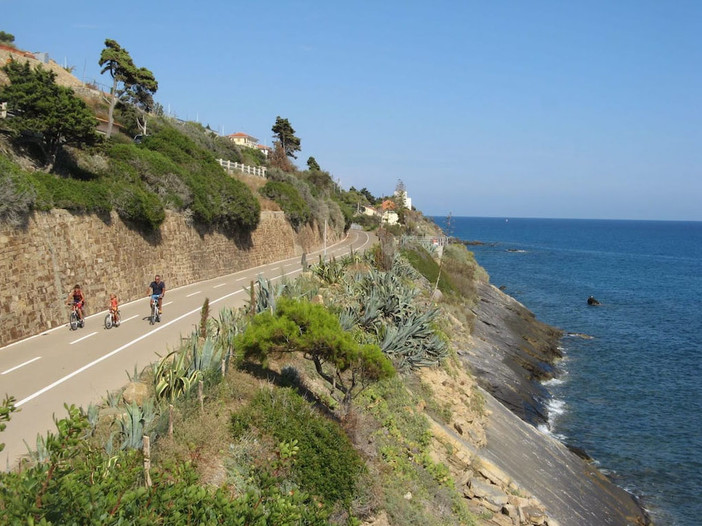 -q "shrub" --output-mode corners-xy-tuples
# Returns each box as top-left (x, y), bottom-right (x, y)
(230, 387), (364, 506)
(259, 180), (311, 229)
(142, 126), (260, 233)
(110, 182), (165, 231)
(27, 171), (113, 216)
(401, 245), (457, 296)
